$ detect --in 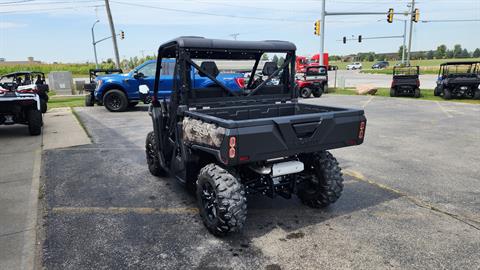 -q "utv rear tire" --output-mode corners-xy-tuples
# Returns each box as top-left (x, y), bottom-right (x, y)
(443, 88), (452, 100)
(474, 90), (480, 100)
(145, 131), (167, 177)
(27, 109), (42, 136)
(196, 164), (247, 236)
(85, 94), (95, 107)
(312, 87), (324, 98)
(414, 88), (421, 98)
(300, 87), (312, 98)
(297, 151), (344, 208)
(103, 89), (128, 112)
(40, 99), (48, 113)
(390, 88), (396, 97)
(434, 86), (441, 96)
